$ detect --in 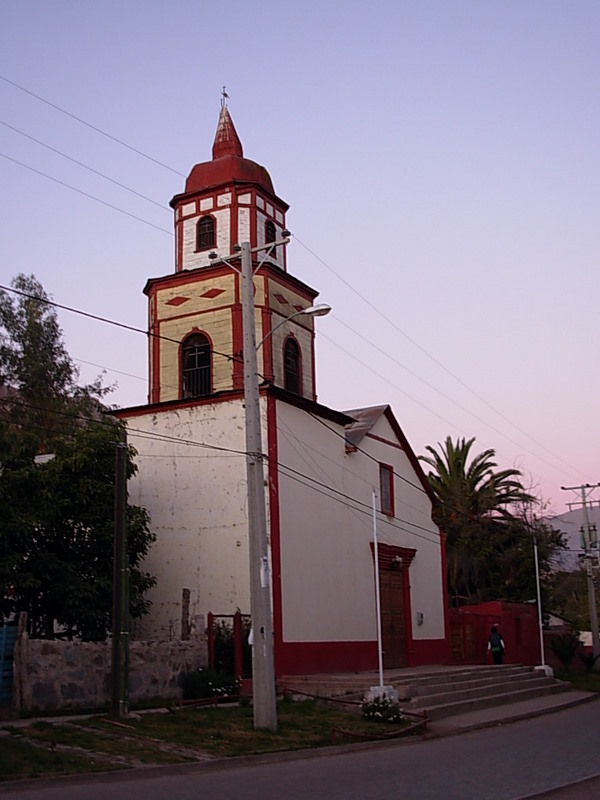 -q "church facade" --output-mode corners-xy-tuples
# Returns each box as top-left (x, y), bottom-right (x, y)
(116, 103), (450, 673)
